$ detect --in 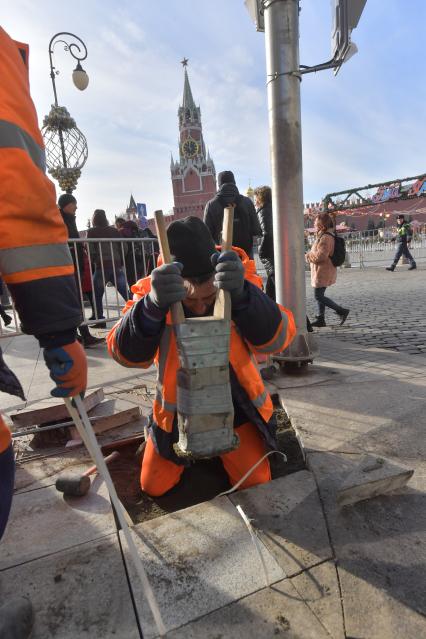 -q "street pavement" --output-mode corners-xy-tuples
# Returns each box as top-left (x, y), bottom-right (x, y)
(305, 265), (426, 354)
(1, 266), (425, 638)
